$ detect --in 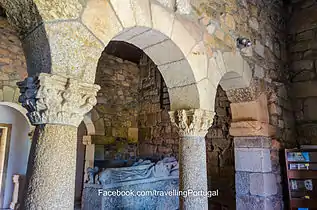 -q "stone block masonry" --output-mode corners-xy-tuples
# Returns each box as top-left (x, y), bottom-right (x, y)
(94, 51), (179, 160)
(94, 48), (236, 209)
(288, 0), (317, 146)
(0, 16), (27, 104)
(206, 86), (235, 210)
(234, 137), (284, 210)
